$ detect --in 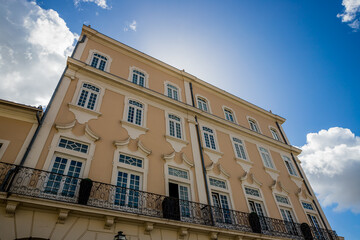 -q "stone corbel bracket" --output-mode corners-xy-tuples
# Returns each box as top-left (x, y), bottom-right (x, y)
(137, 140), (152, 156)
(181, 152), (194, 168)
(144, 222), (154, 235)
(5, 201), (19, 217)
(162, 151), (175, 162)
(104, 216), (115, 229)
(85, 123), (100, 142)
(114, 137), (131, 148)
(178, 227), (188, 239)
(57, 209), (69, 224)
(55, 120), (76, 132)
(218, 163), (230, 178)
(209, 231), (218, 240)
